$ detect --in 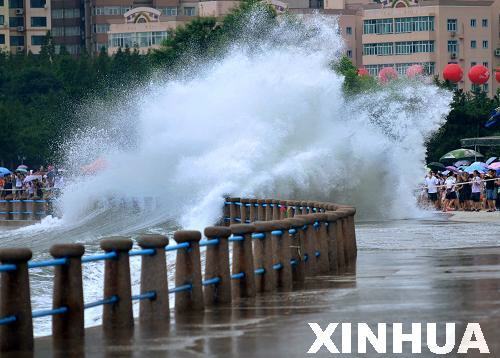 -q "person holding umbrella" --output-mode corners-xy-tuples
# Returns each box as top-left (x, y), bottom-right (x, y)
(443, 172), (458, 212)
(484, 169), (498, 212)
(425, 171), (440, 209)
(471, 171), (482, 211)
